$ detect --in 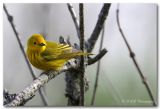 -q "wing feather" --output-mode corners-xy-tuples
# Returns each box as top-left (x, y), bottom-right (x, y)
(41, 41), (73, 61)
